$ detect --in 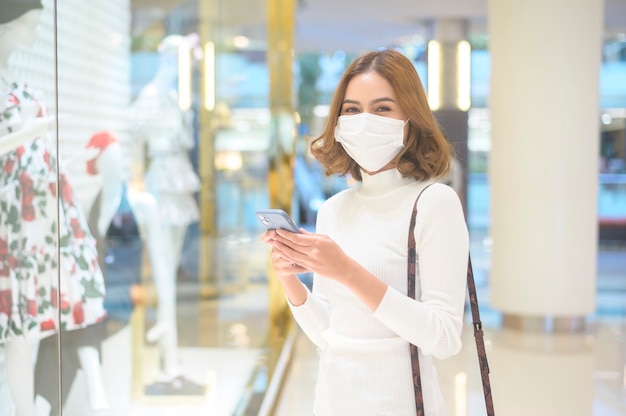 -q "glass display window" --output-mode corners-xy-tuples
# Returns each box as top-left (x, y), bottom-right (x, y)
(0, 0), (297, 414)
